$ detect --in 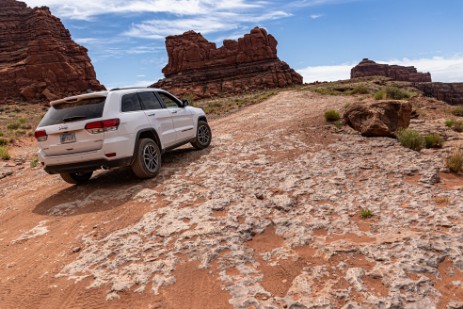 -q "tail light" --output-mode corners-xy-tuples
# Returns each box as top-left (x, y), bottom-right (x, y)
(85, 118), (120, 134)
(34, 130), (47, 142)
